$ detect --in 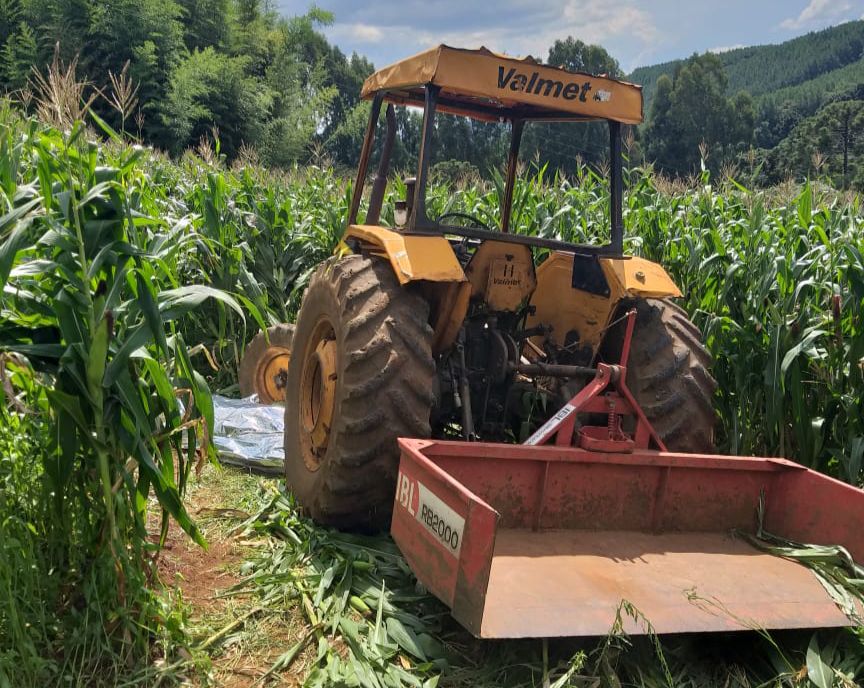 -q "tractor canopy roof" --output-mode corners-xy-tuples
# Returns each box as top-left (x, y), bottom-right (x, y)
(361, 45), (643, 125)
